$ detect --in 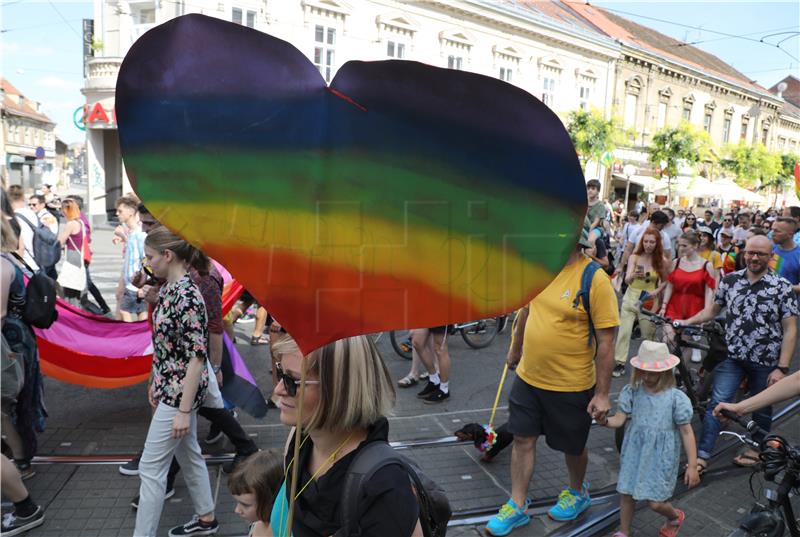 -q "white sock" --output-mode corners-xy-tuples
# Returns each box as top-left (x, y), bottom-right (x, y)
(429, 373), (440, 385)
(440, 381), (449, 394)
